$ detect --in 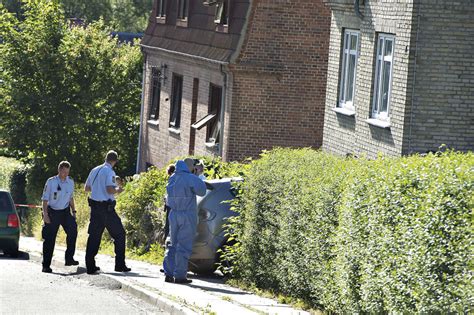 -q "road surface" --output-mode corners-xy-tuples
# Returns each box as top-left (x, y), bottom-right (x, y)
(0, 252), (167, 314)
